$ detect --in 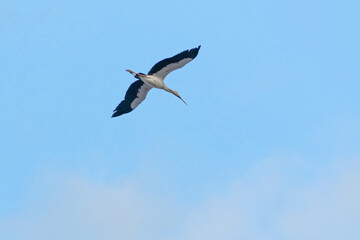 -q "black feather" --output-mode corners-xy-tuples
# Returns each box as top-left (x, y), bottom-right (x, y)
(148, 45), (201, 75)
(111, 80), (146, 117)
